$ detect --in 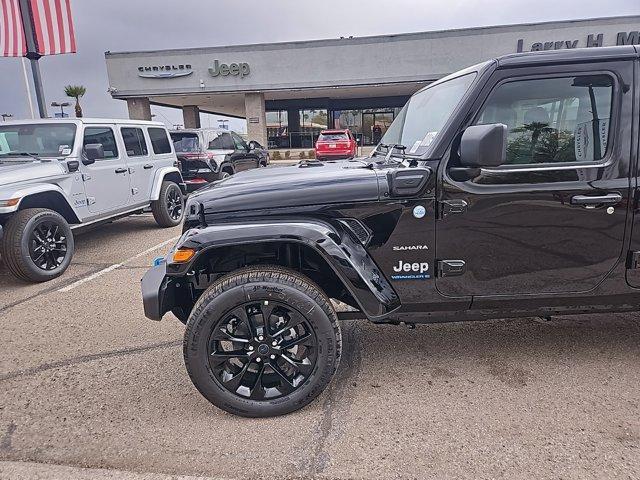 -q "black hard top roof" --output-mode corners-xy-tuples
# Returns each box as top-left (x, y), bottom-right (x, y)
(496, 45), (639, 68)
